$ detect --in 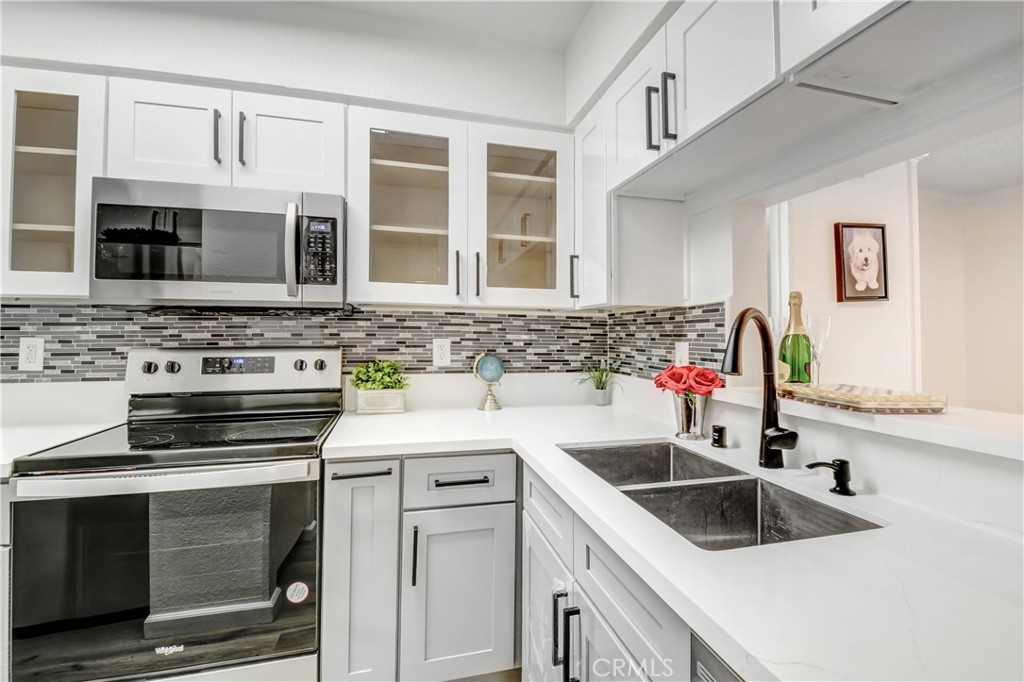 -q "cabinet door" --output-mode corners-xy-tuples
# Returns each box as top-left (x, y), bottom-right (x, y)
(232, 92), (344, 194)
(605, 29), (666, 189)
(347, 107), (468, 305)
(573, 97), (610, 308)
(400, 503), (515, 681)
(778, 0), (896, 74)
(107, 78), (231, 185)
(667, 1), (777, 140)
(1, 68), (105, 298)
(468, 124), (574, 308)
(522, 514), (573, 682)
(573, 589), (647, 682)
(321, 461), (400, 682)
